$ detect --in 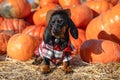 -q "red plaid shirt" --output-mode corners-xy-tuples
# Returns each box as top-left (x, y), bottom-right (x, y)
(34, 41), (73, 65)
